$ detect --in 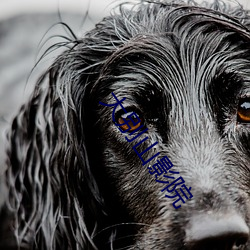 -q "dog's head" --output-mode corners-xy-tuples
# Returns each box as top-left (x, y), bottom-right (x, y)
(3, 1), (250, 250)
